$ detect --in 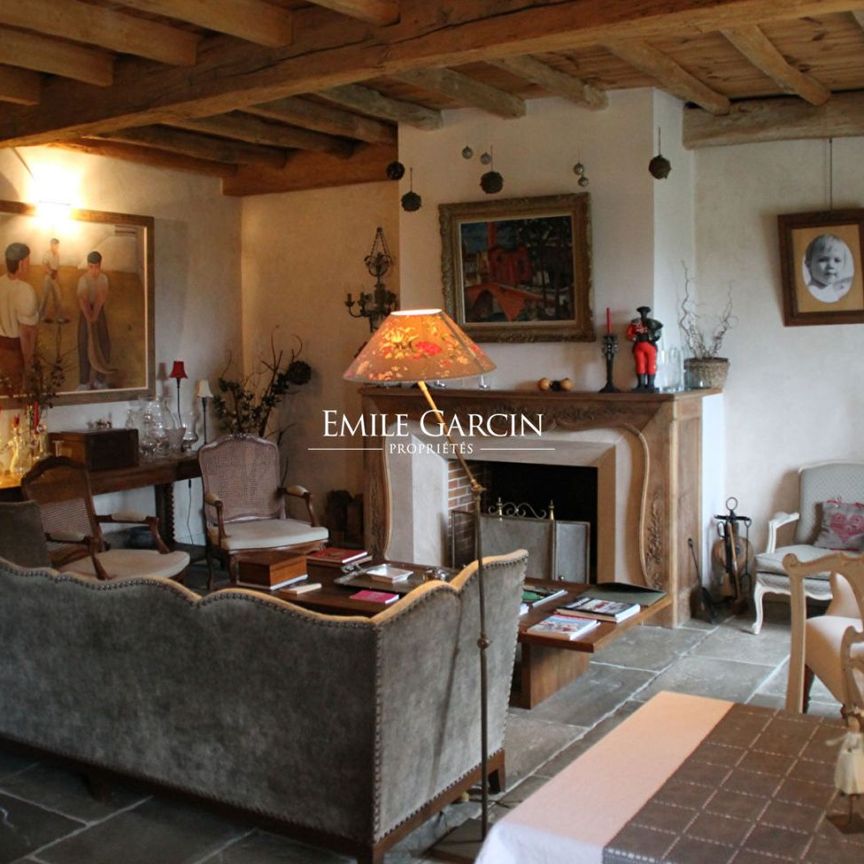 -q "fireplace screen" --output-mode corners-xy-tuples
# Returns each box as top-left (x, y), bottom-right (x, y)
(450, 508), (590, 582)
